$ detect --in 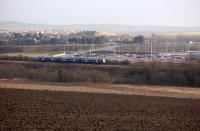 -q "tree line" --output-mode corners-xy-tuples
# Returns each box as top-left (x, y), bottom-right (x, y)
(0, 59), (199, 87)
